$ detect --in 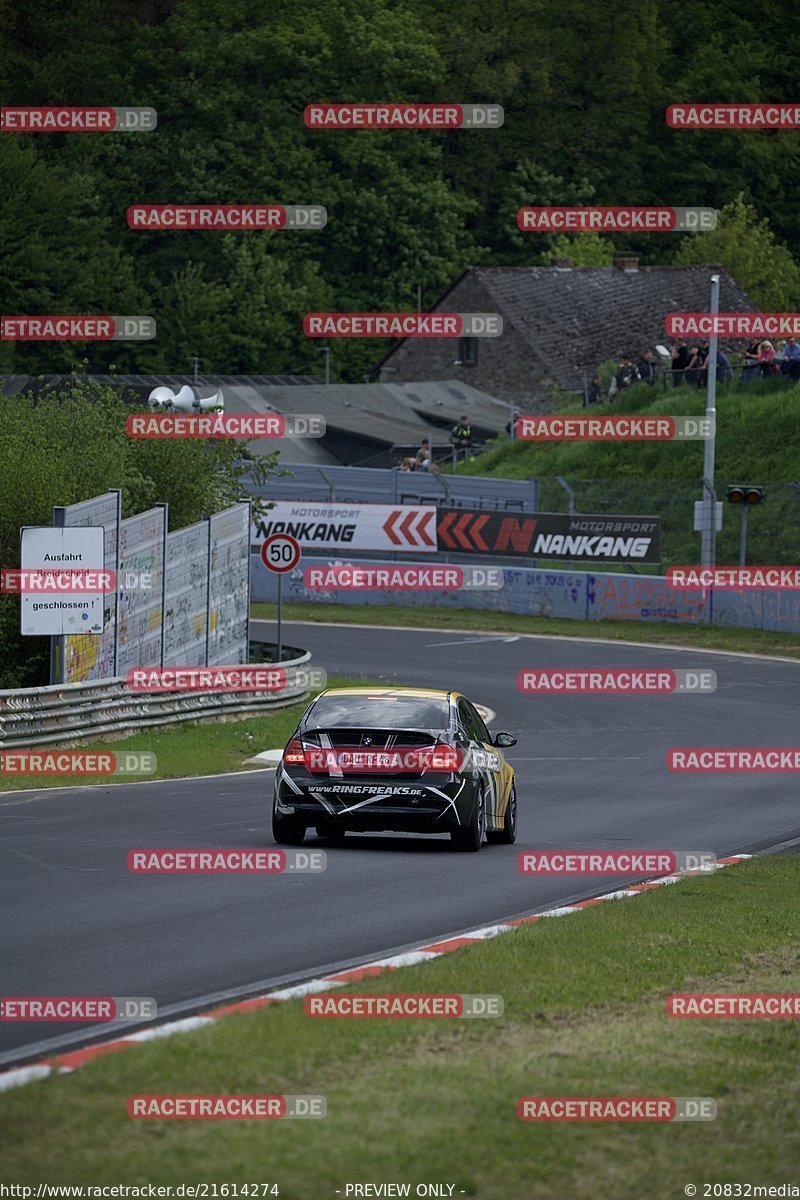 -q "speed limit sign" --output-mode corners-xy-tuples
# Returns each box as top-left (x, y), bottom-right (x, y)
(260, 533), (301, 574)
